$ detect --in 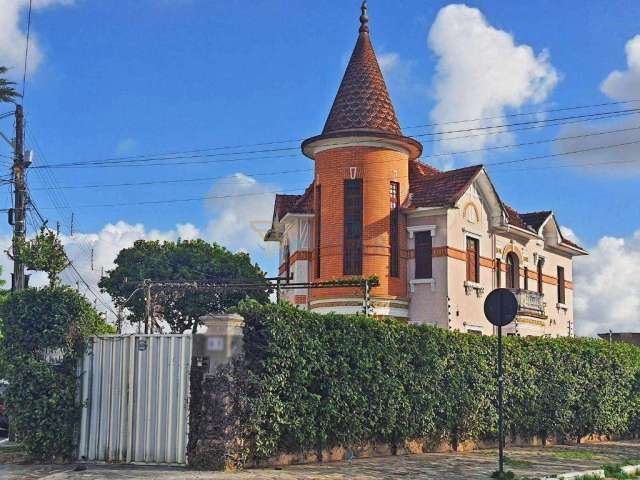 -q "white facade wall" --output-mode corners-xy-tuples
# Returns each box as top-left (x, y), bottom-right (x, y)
(405, 181), (577, 337)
